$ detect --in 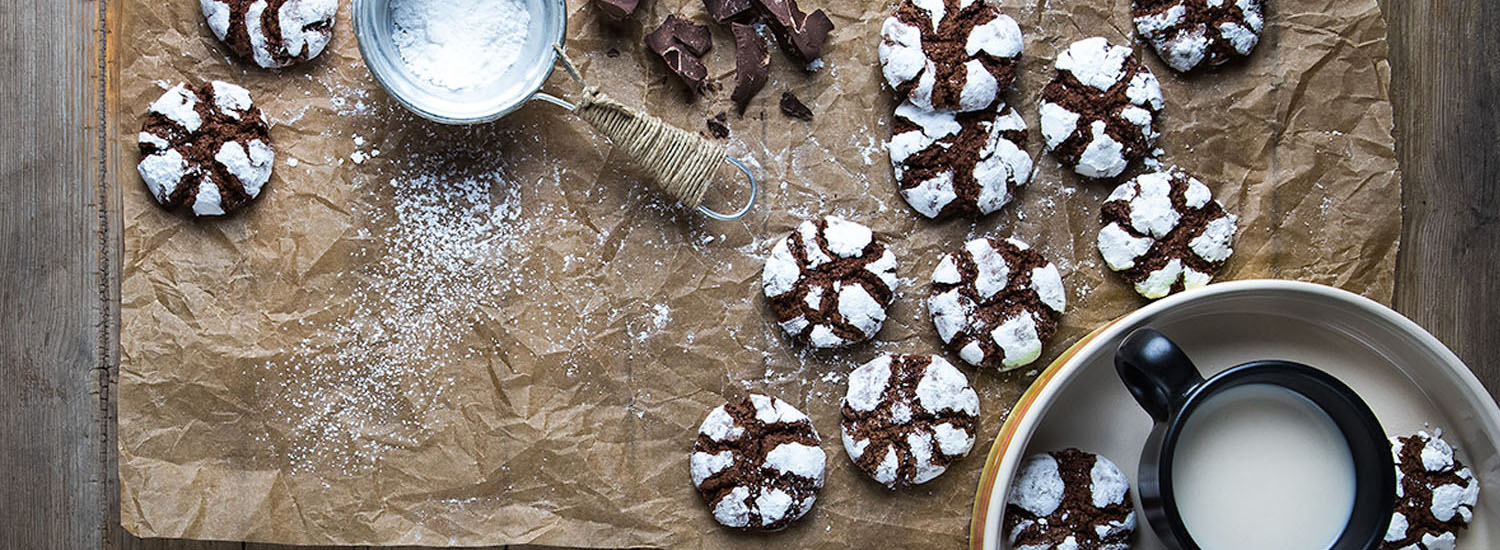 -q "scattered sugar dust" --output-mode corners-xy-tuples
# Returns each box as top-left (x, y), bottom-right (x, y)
(258, 159), (527, 475)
